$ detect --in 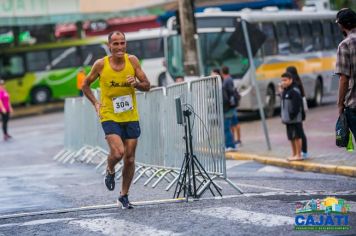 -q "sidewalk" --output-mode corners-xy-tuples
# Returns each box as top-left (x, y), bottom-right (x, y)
(11, 102), (64, 119)
(226, 103), (356, 177)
